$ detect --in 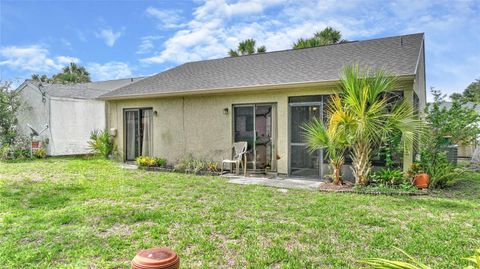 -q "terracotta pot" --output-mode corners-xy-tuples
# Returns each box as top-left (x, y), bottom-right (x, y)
(131, 247), (179, 269)
(413, 173), (430, 189)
